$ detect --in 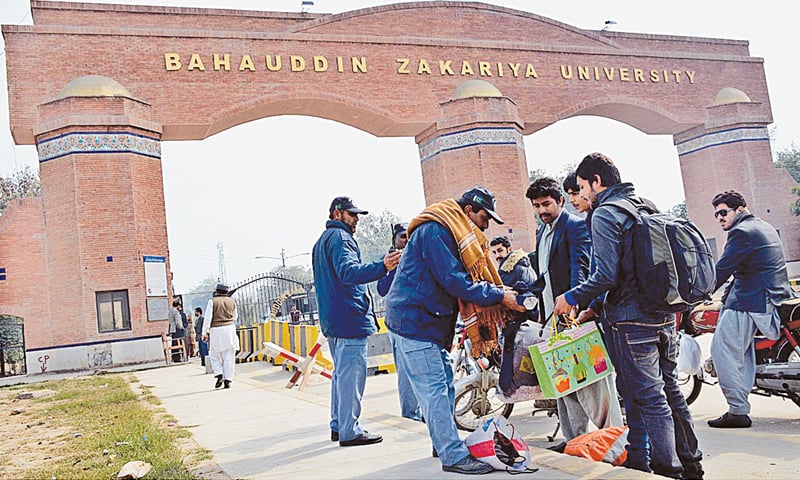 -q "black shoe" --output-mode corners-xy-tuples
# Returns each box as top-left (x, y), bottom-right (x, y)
(339, 432), (383, 447)
(433, 447), (438, 458)
(214, 374), (223, 389)
(331, 430), (338, 442)
(547, 441), (567, 453)
(223, 380), (231, 389)
(442, 456), (493, 475)
(707, 412), (751, 428)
